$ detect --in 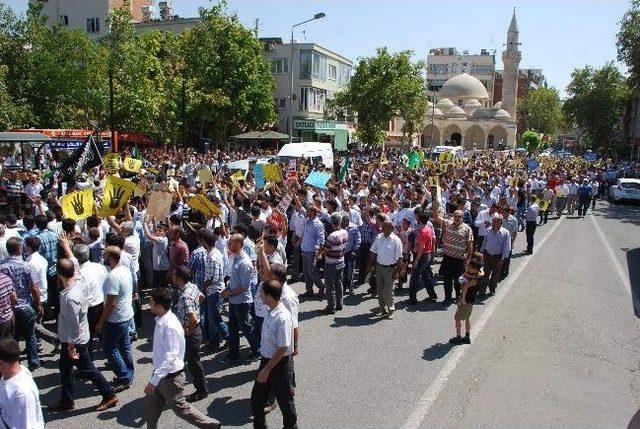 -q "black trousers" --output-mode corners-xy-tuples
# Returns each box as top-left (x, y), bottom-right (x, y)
(526, 221), (537, 253)
(87, 303), (103, 359)
(251, 356), (297, 429)
(441, 255), (464, 300)
(59, 342), (115, 405)
(185, 331), (207, 394)
(356, 242), (372, 284)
